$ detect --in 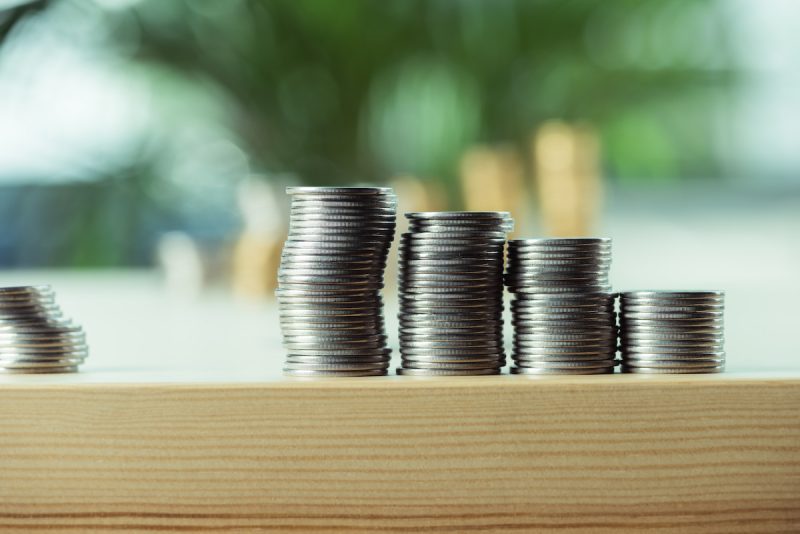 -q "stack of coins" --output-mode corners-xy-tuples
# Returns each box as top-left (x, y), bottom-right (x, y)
(397, 212), (513, 376)
(505, 238), (617, 375)
(278, 187), (396, 377)
(0, 285), (88, 373)
(619, 291), (725, 373)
